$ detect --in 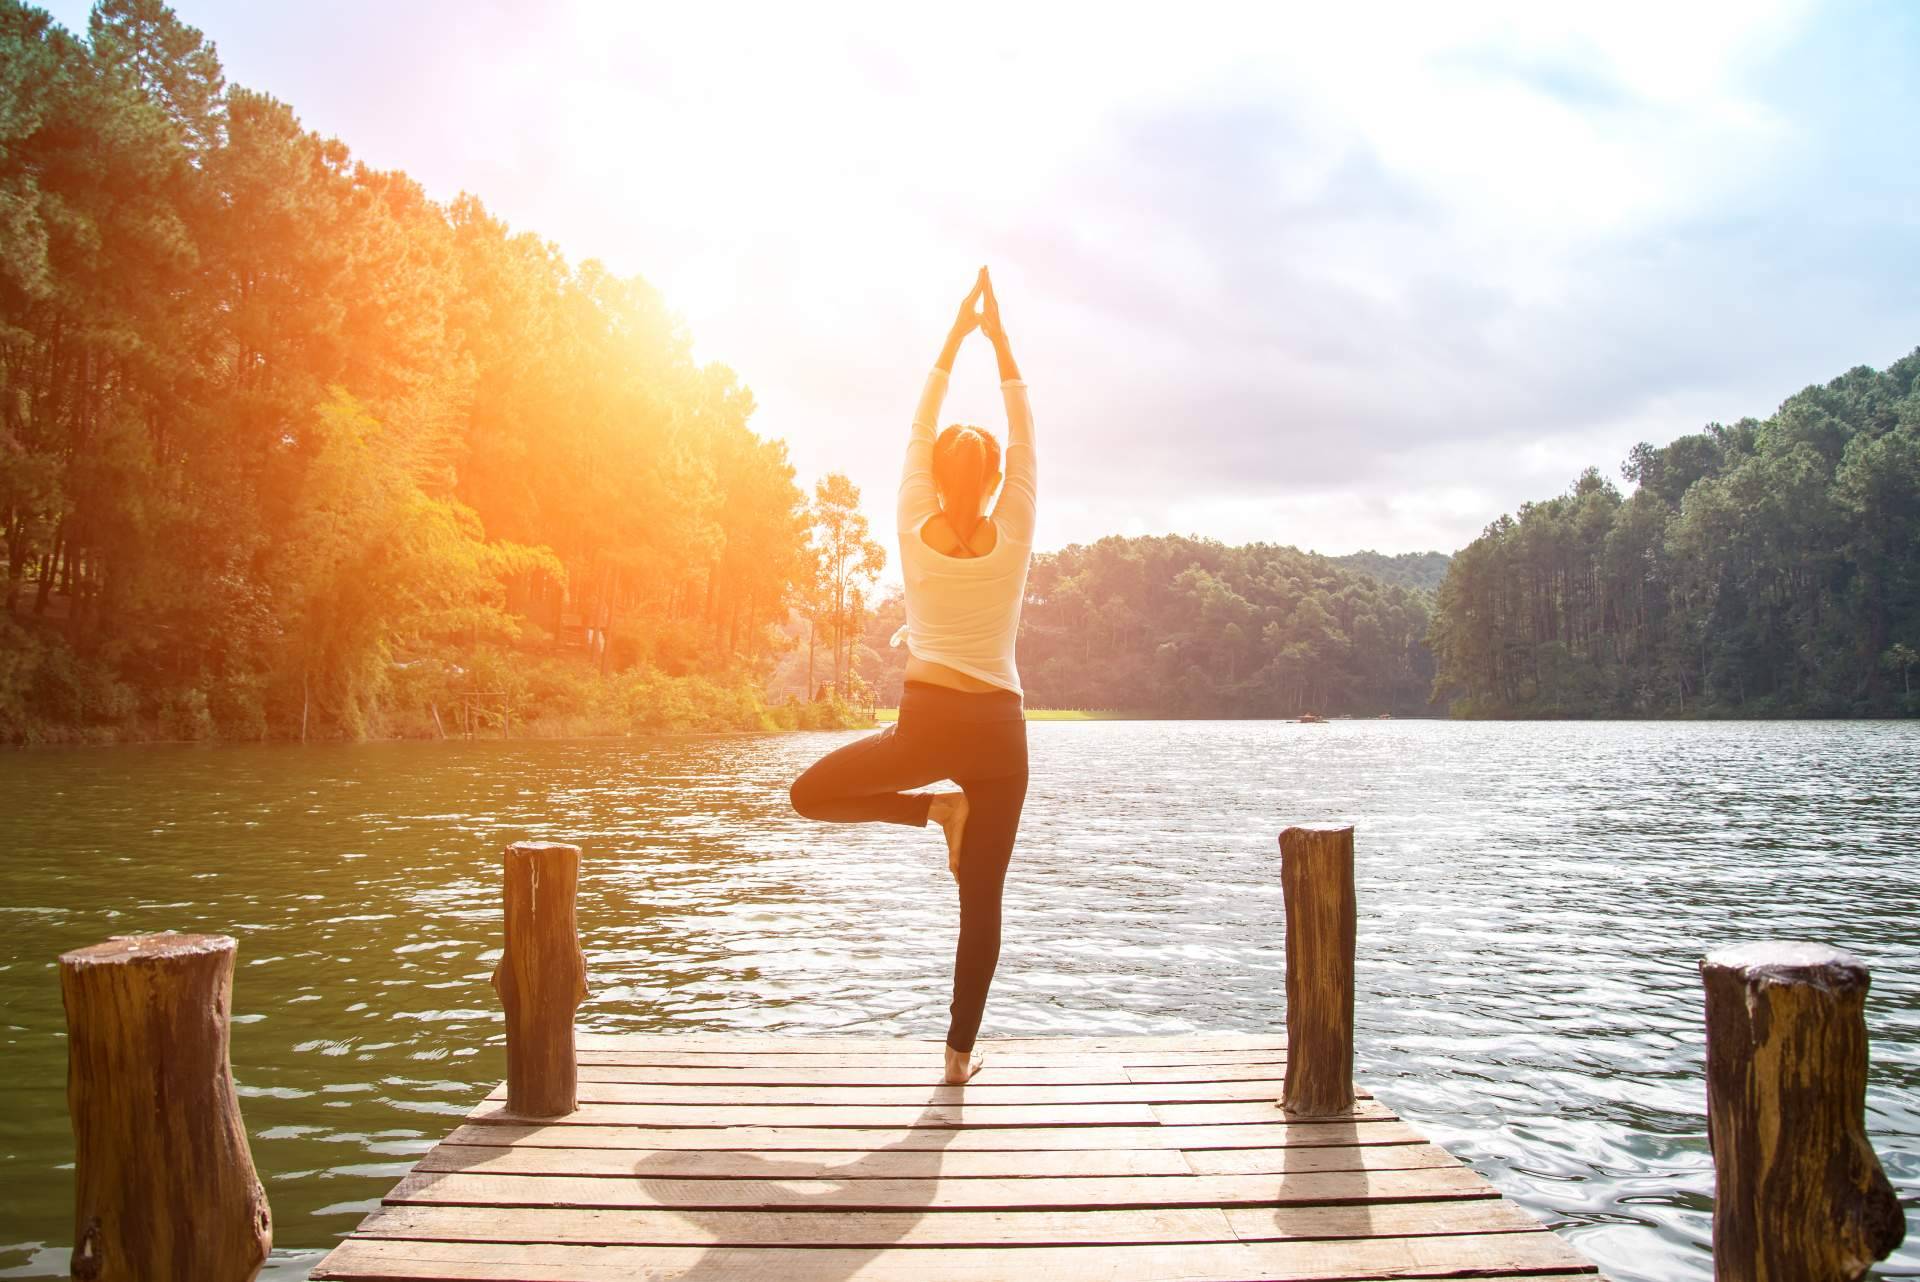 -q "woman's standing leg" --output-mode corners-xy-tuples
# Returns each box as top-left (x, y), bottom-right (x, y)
(944, 753), (1028, 1054)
